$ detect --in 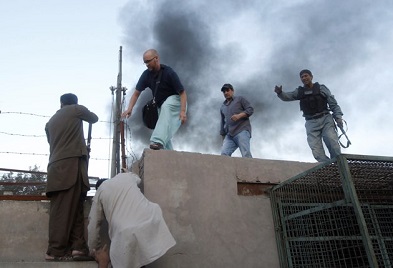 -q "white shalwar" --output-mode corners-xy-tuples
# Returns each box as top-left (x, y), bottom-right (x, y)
(88, 172), (176, 268)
